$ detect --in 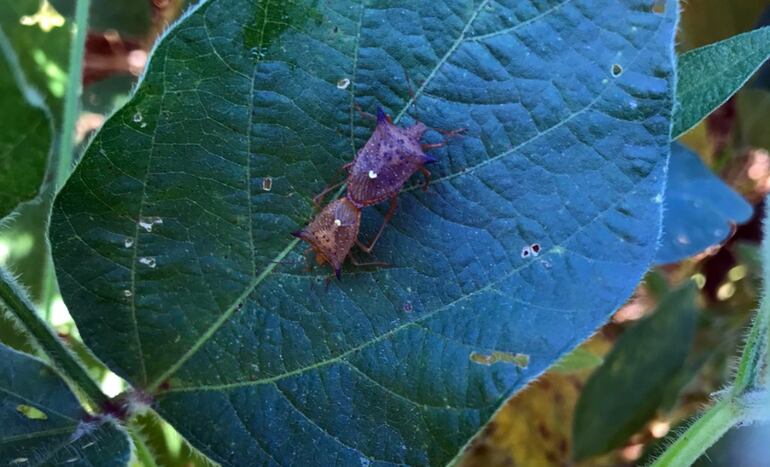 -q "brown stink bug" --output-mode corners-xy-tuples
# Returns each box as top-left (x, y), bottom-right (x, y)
(313, 107), (463, 252)
(291, 197), (385, 279)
